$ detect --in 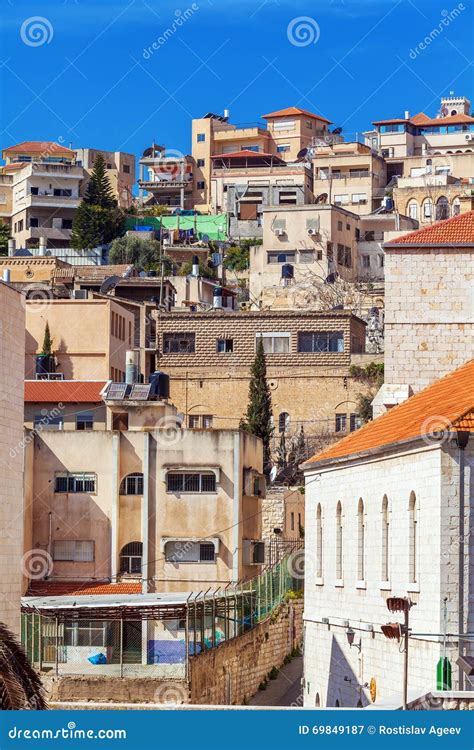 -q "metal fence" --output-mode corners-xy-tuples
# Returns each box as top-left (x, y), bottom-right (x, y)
(22, 551), (304, 678)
